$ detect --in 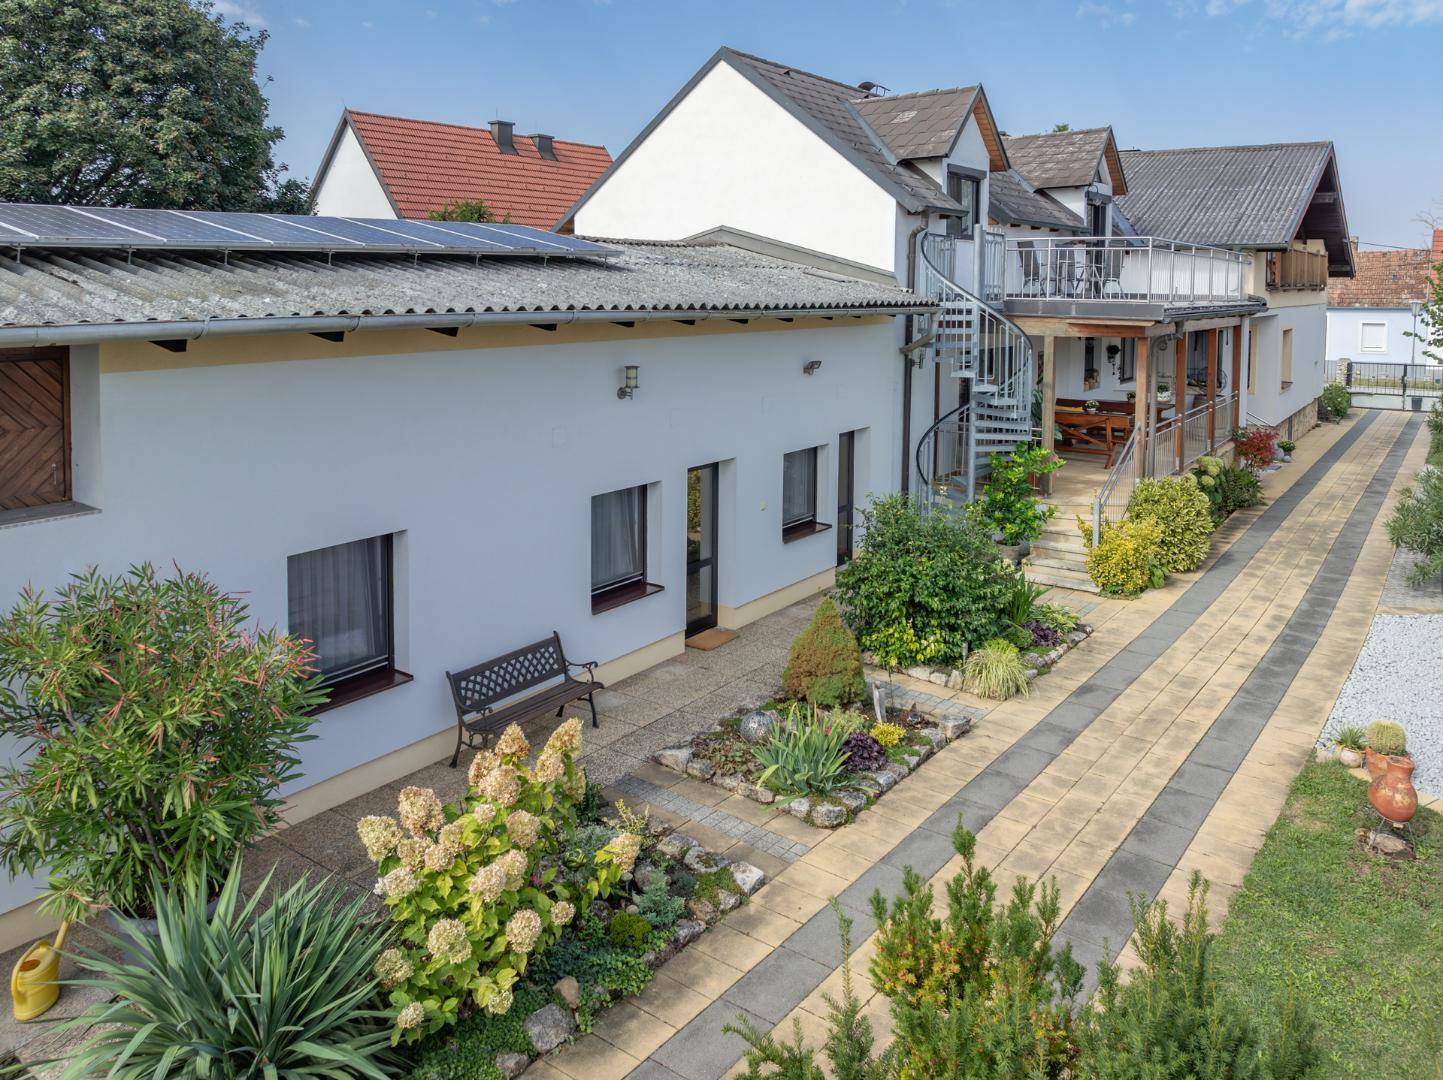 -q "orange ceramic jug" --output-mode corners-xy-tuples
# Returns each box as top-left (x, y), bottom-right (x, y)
(1368, 755), (1418, 825)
